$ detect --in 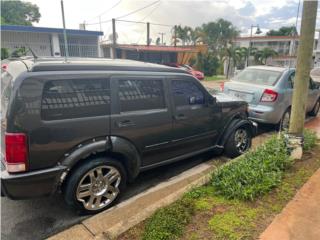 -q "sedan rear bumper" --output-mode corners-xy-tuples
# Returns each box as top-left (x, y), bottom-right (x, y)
(248, 104), (282, 124)
(1, 166), (67, 200)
